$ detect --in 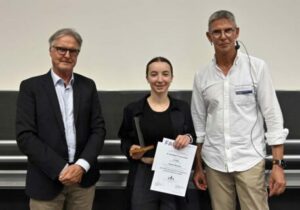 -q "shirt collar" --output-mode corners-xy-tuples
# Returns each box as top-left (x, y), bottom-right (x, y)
(51, 69), (74, 86)
(234, 51), (242, 65)
(212, 51), (241, 73)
